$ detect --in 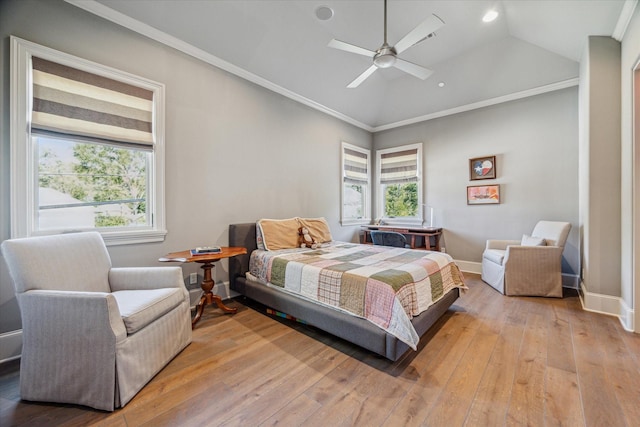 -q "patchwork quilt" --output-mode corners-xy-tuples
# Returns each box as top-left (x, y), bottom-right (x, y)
(248, 242), (466, 349)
